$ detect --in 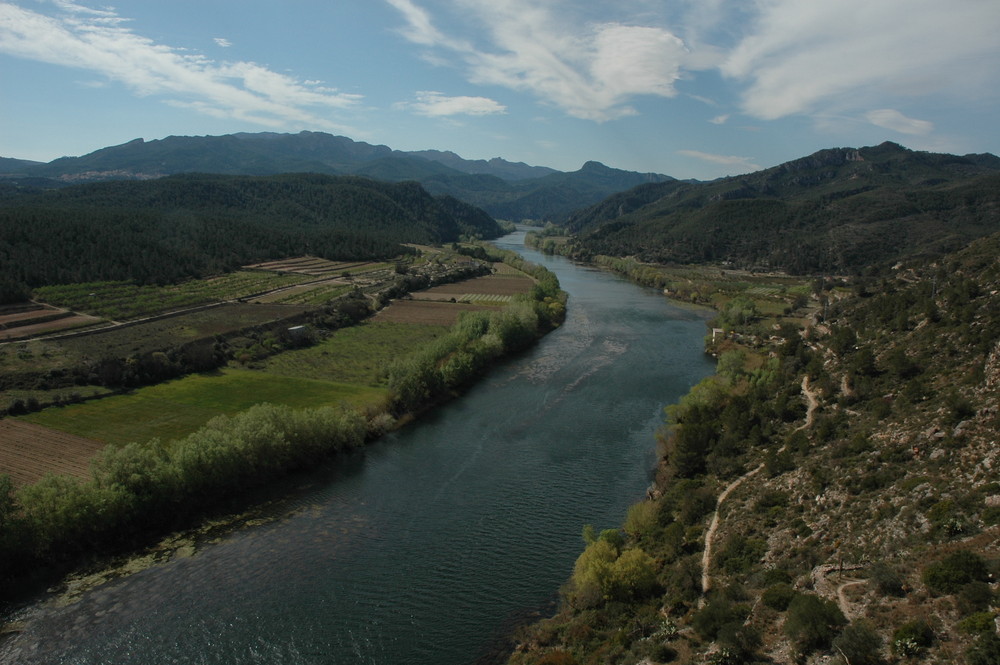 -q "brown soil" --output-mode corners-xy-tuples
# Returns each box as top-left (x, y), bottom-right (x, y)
(0, 420), (104, 485)
(420, 275), (533, 297)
